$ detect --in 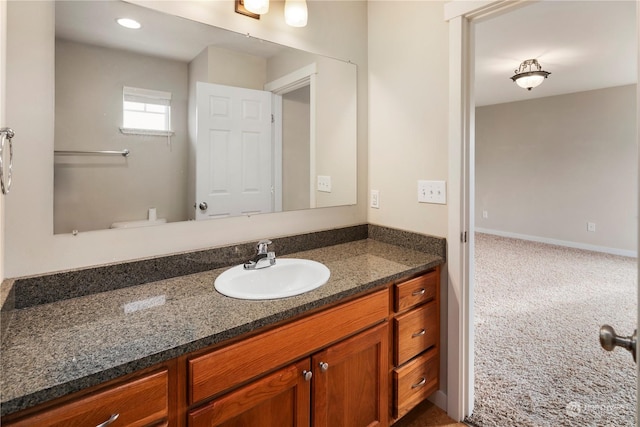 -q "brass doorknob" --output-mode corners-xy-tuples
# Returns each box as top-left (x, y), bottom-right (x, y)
(599, 325), (636, 362)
